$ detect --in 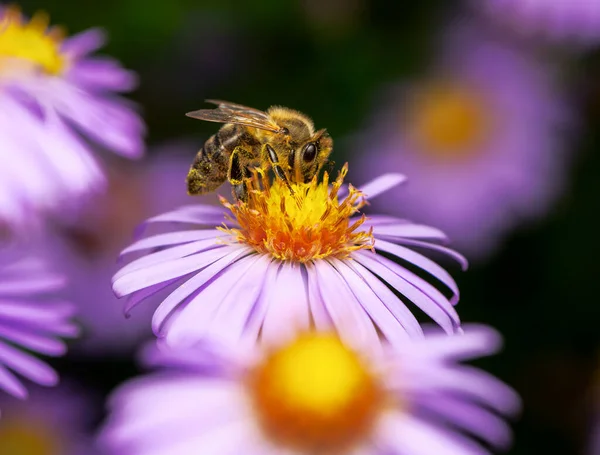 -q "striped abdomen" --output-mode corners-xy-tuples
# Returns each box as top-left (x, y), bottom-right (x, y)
(186, 124), (257, 195)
